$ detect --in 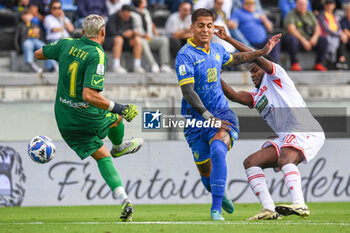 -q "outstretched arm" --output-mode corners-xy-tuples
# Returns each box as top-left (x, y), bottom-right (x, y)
(214, 25), (281, 74)
(221, 79), (253, 107)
